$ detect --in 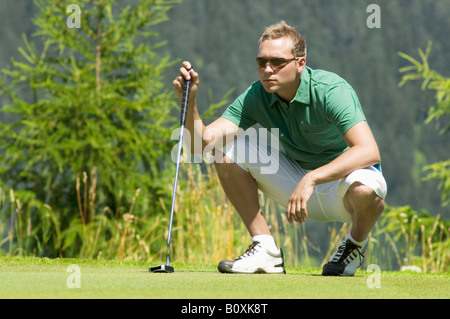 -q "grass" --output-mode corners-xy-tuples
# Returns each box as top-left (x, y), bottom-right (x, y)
(0, 257), (448, 299)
